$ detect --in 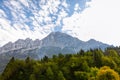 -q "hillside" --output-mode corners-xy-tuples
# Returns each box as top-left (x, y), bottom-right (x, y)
(1, 48), (120, 80)
(0, 32), (111, 73)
